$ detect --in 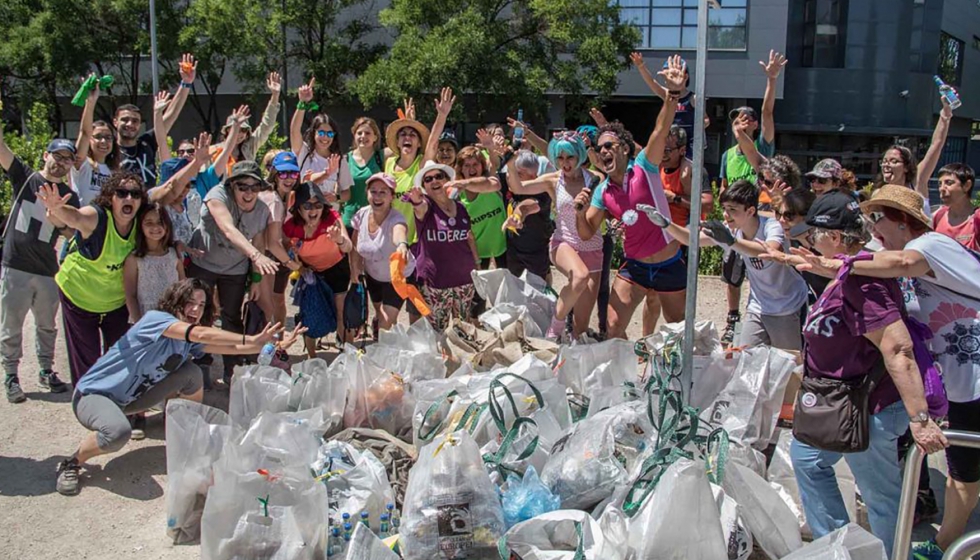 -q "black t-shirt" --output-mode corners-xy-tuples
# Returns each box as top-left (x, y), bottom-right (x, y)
(1, 158), (80, 276)
(497, 170), (554, 254)
(120, 130), (159, 185)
